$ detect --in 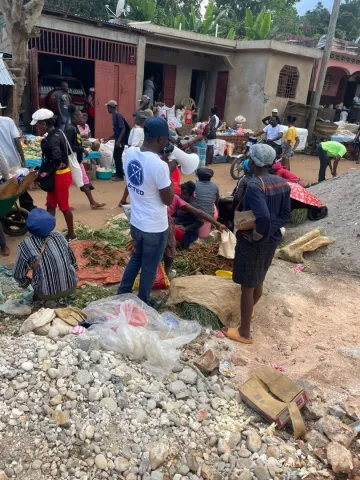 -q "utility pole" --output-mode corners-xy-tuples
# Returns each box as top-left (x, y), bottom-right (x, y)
(307, 0), (342, 140)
